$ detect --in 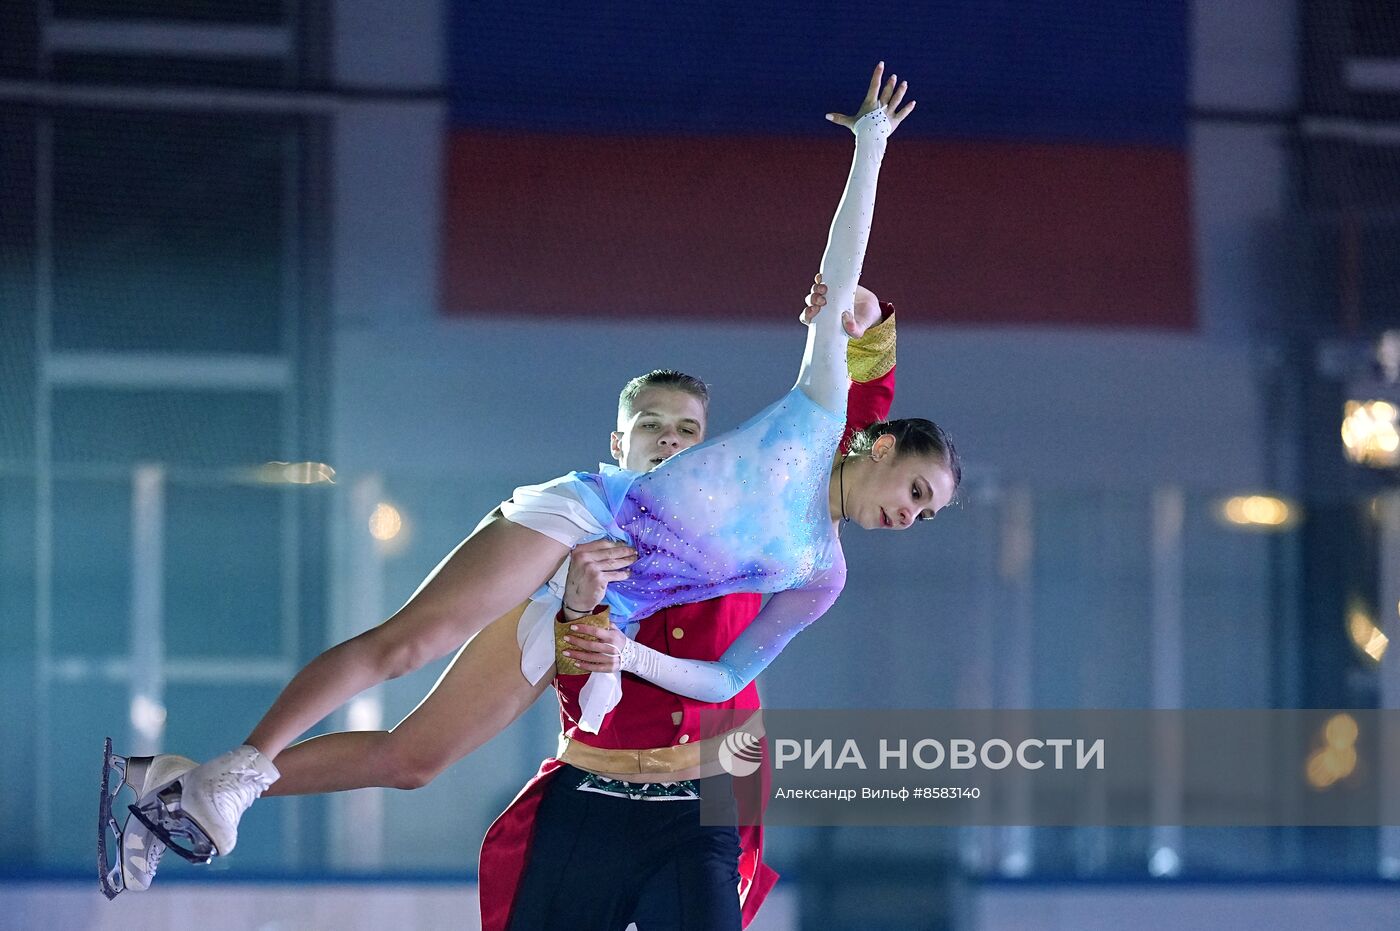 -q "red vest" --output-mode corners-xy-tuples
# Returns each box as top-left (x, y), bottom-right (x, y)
(555, 592), (765, 746)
